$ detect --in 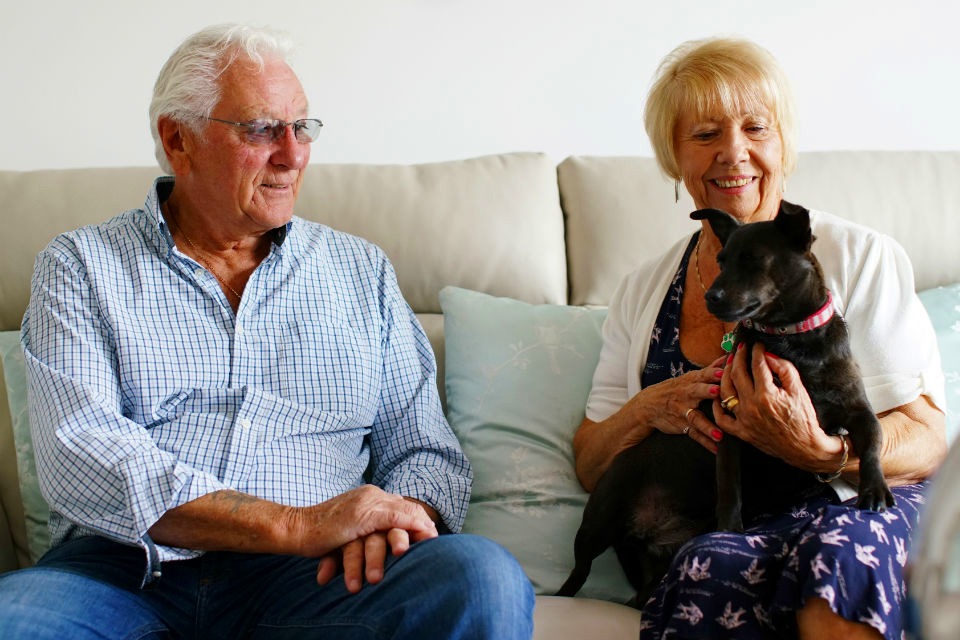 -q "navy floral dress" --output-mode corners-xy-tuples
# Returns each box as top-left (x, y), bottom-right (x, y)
(637, 234), (926, 640)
